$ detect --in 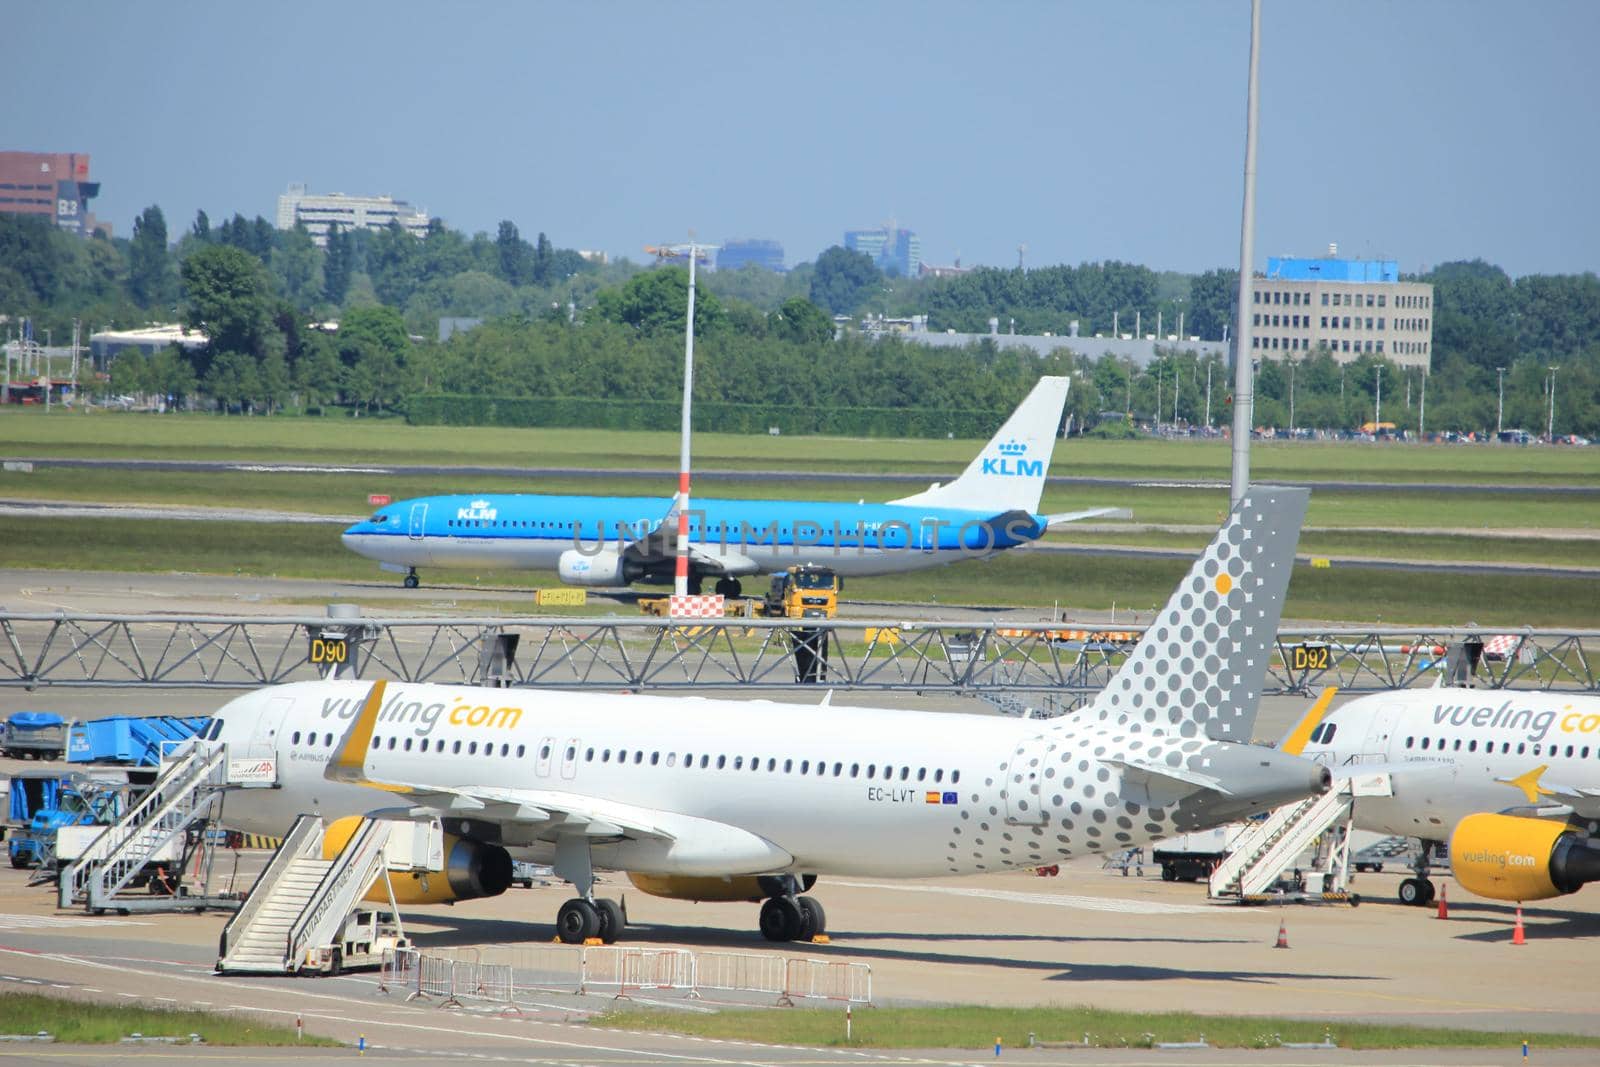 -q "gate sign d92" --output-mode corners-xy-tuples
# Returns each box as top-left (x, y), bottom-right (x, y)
(1290, 643), (1331, 672)
(309, 635), (349, 665)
